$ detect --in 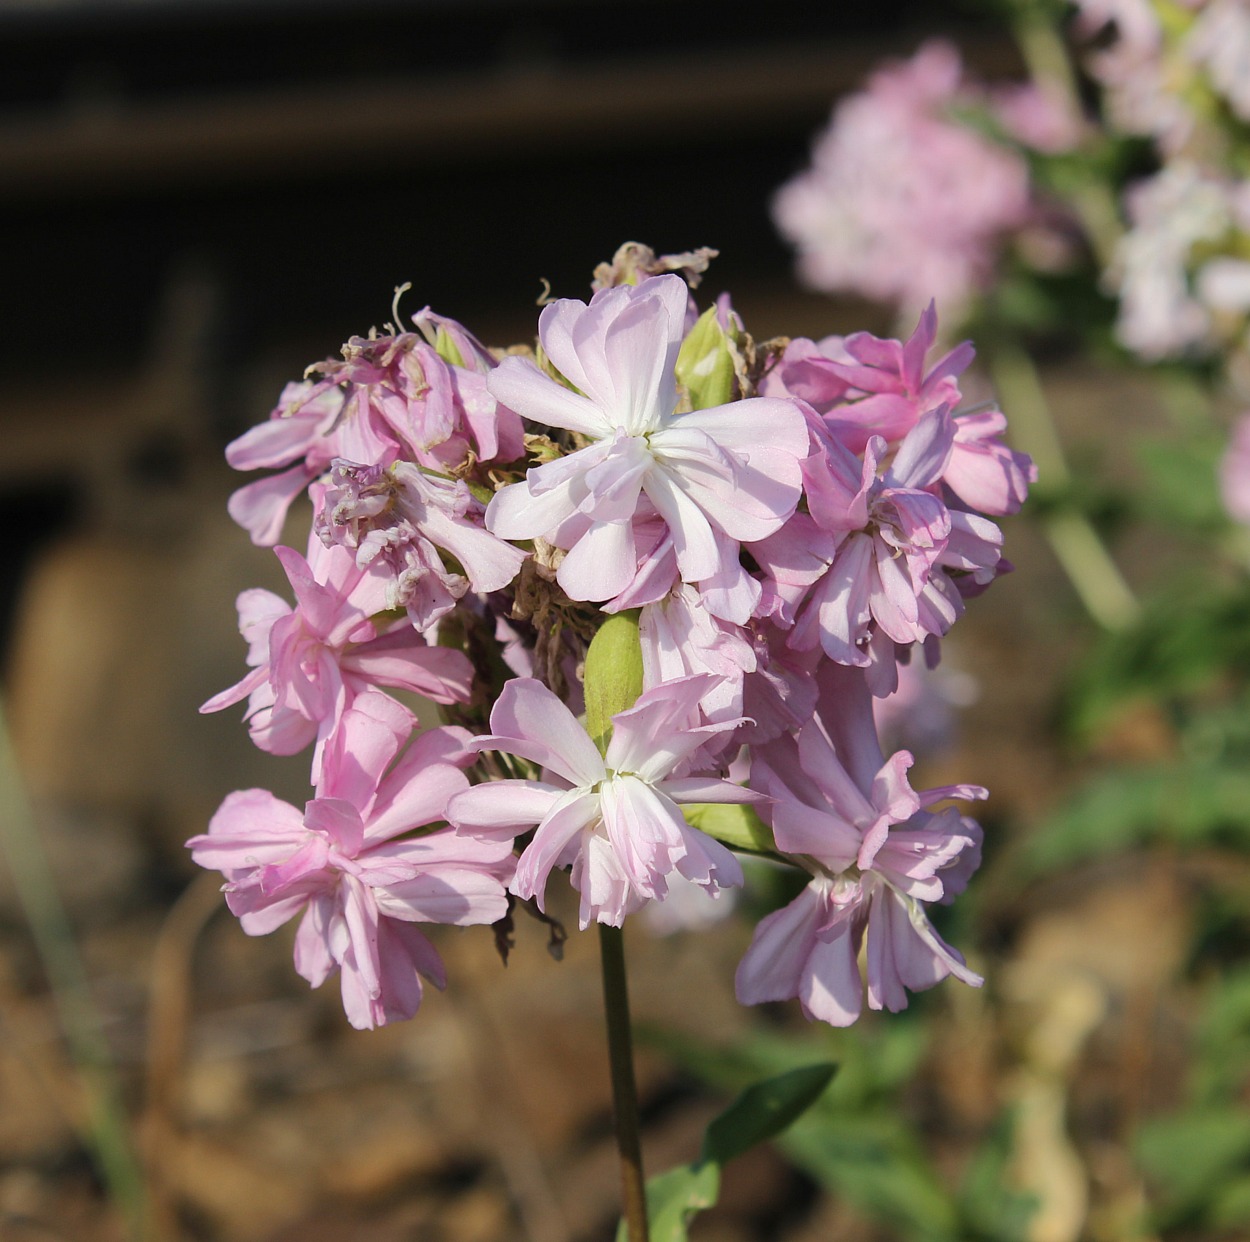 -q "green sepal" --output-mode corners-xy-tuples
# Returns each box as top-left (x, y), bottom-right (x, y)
(615, 1063), (836, 1241)
(583, 610), (644, 754)
(681, 801), (775, 854)
(675, 305), (738, 410)
(433, 325), (466, 368)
